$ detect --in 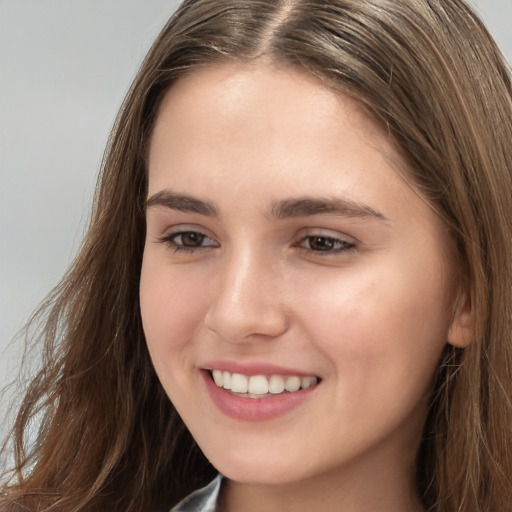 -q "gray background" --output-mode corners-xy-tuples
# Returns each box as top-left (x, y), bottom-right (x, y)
(1, 1), (511, 397)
